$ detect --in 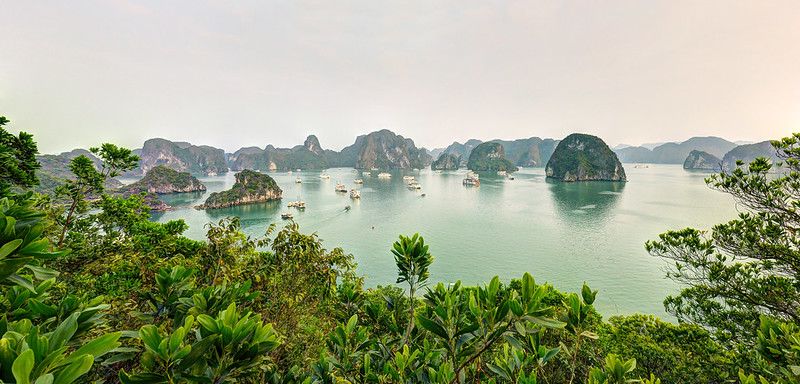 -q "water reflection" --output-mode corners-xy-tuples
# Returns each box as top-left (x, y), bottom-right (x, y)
(547, 180), (625, 223)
